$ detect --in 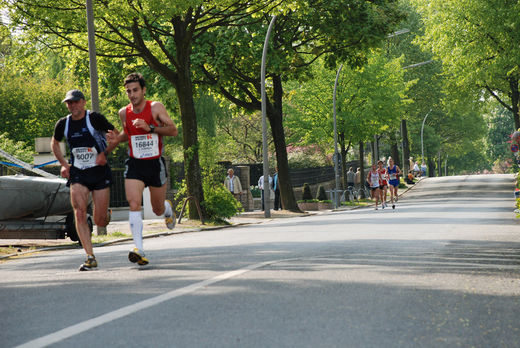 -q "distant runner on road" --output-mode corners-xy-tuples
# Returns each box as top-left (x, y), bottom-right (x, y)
(367, 163), (382, 210)
(378, 160), (389, 209)
(387, 157), (402, 210)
